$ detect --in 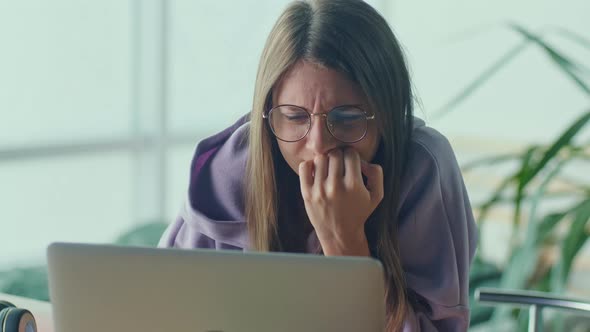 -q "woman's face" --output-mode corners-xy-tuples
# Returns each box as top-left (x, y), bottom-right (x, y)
(271, 60), (380, 175)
